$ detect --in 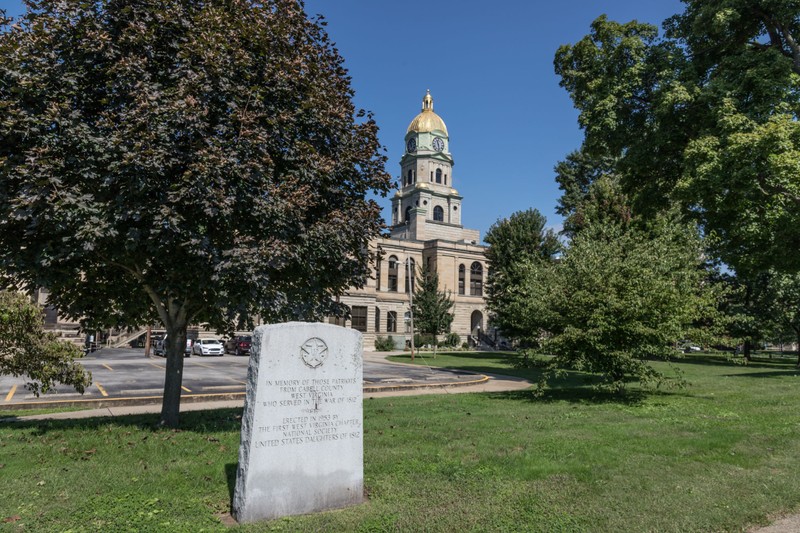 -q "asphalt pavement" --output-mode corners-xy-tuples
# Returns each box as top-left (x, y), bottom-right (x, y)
(1, 347), (531, 418)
